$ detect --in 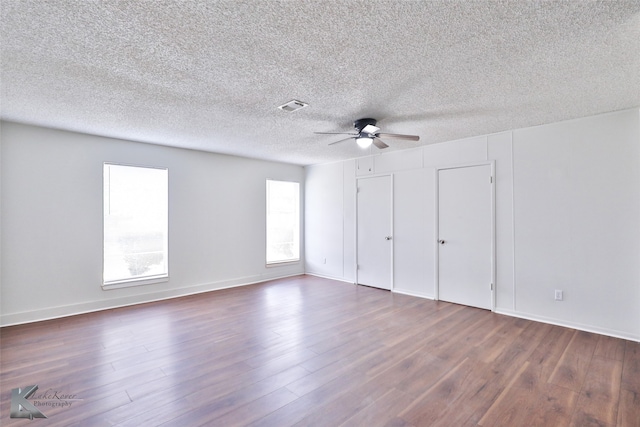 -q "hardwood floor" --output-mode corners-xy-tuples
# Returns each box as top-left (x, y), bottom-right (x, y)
(1, 275), (638, 426)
